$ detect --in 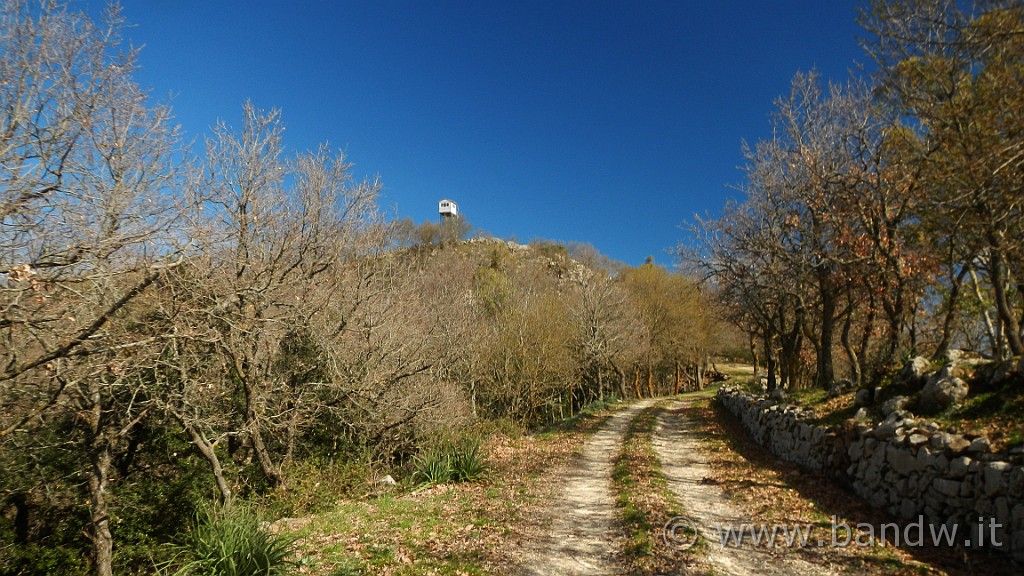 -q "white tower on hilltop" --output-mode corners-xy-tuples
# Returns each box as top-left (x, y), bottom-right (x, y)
(438, 198), (458, 220)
